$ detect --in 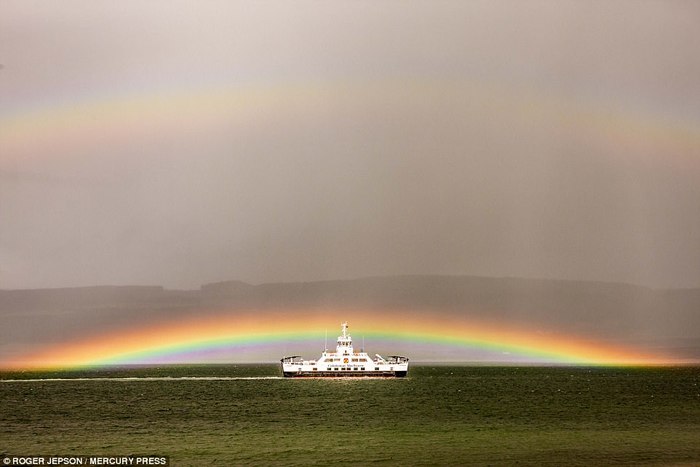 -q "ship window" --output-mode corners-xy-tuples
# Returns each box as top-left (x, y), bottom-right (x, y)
(312, 368), (317, 371)
(375, 367), (379, 371)
(361, 367), (365, 370)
